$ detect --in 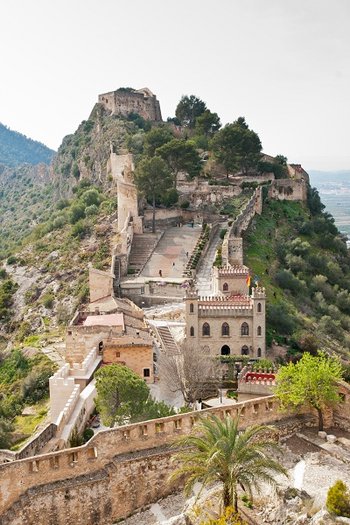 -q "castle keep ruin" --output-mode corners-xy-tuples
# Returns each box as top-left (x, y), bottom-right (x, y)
(98, 87), (162, 121)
